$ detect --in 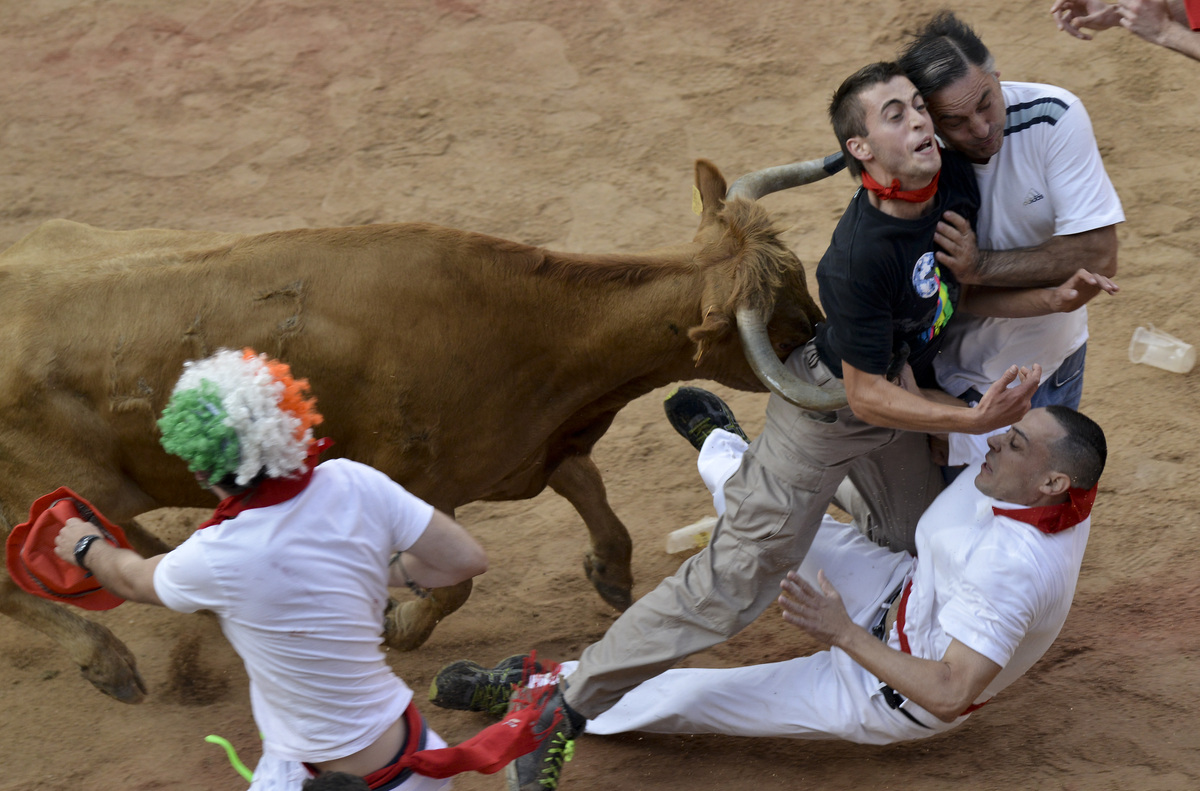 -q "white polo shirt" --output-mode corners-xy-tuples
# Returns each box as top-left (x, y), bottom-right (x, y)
(895, 458), (1091, 706)
(934, 81), (1125, 396)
